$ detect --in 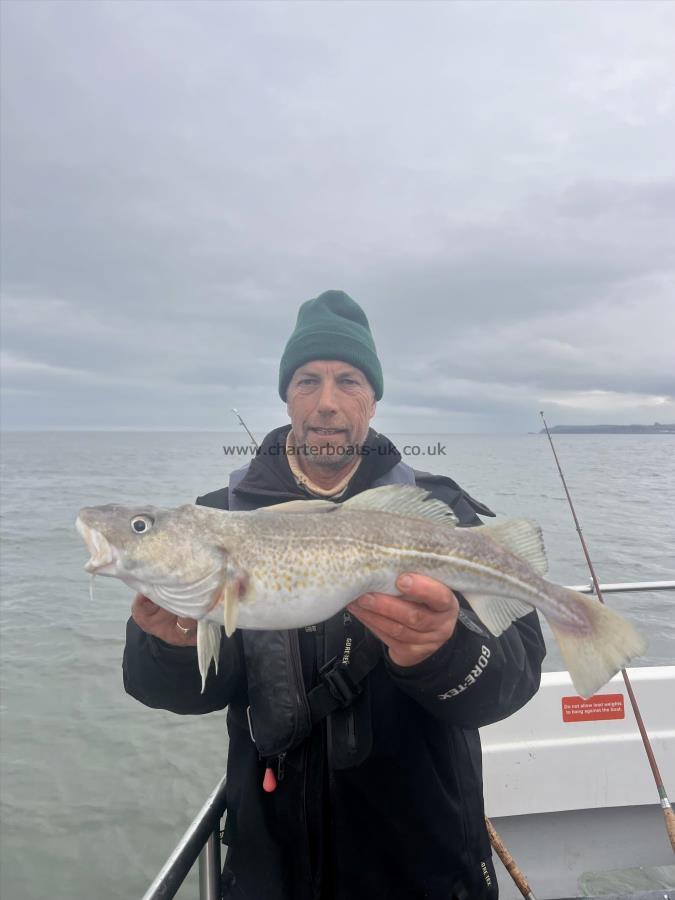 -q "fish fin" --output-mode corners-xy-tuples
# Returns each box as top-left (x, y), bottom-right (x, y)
(197, 620), (222, 693)
(480, 519), (548, 575)
(342, 485), (458, 525)
(258, 499), (337, 513)
(548, 591), (647, 698)
(461, 591), (534, 636)
(223, 576), (240, 637)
